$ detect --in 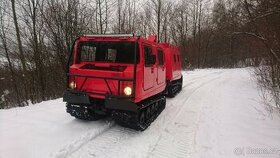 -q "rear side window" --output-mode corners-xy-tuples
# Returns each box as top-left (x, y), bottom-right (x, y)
(157, 49), (164, 65)
(144, 46), (154, 67)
